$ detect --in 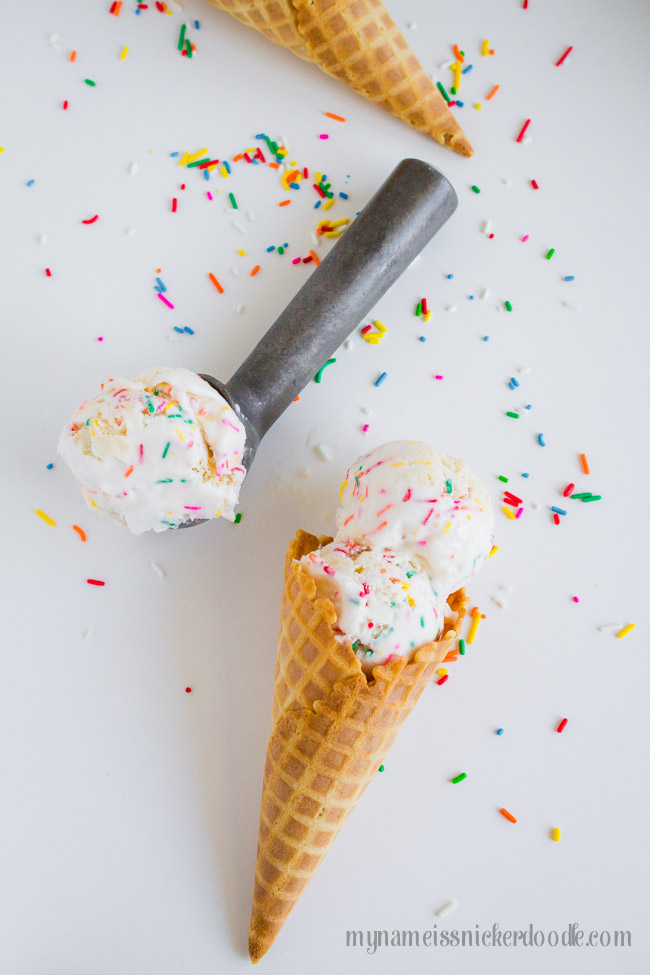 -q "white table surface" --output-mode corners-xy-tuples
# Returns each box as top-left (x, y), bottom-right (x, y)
(3, 1), (649, 972)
